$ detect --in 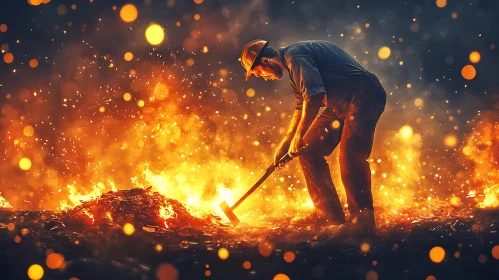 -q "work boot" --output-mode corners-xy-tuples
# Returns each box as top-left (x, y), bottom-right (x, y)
(341, 210), (376, 236)
(291, 211), (345, 226)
